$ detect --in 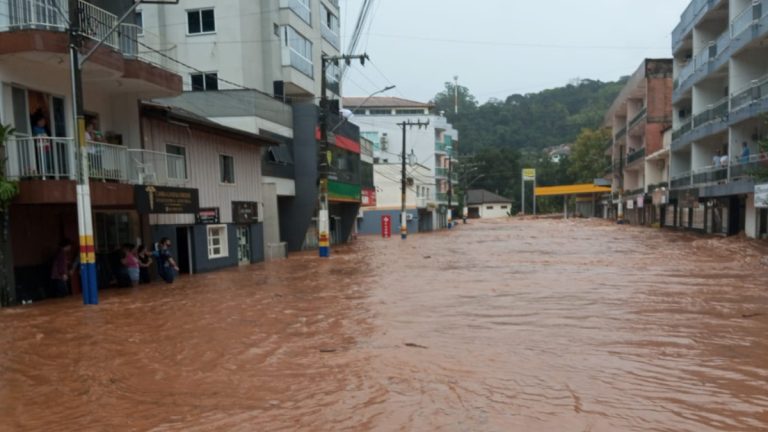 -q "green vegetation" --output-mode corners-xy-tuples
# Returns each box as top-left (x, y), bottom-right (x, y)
(434, 78), (625, 214)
